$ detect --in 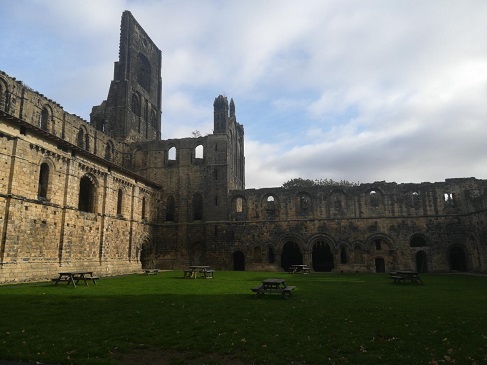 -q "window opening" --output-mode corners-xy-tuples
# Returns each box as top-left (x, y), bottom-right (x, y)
(141, 197), (146, 220)
(137, 54), (151, 92)
(40, 107), (49, 130)
(78, 175), (96, 213)
(195, 144), (203, 159)
(168, 146), (176, 161)
(117, 189), (123, 216)
(193, 193), (203, 220)
(38, 163), (49, 199)
(235, 197), (243, 213)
